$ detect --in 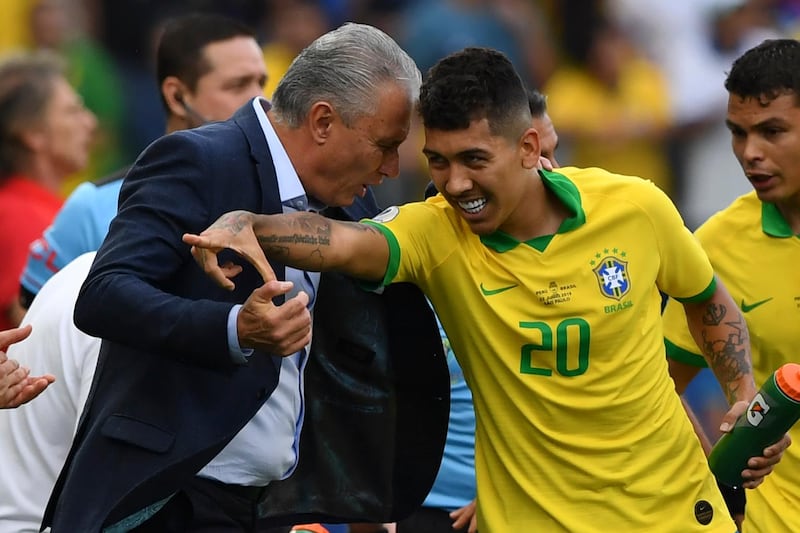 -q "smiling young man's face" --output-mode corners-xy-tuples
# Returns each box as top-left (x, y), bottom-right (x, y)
(726, 91), (800, 207)
(424, 117), (540, 237)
